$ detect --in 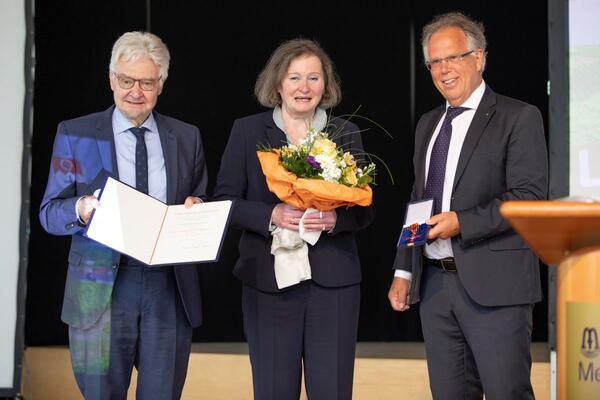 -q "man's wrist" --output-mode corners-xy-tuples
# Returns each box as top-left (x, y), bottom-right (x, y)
(75, 196), (87, 226)
(394, 269), (412, 281)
